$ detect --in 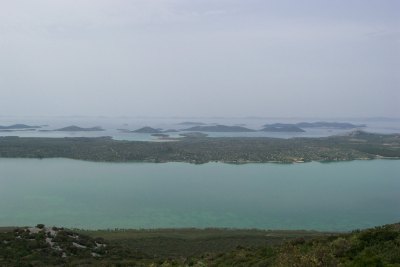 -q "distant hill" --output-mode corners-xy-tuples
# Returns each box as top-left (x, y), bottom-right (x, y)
(55, 126), (104, 132)
(177, 121), (207, 126)
(183, 125), (255, 132)
(0, 124), (41, 130)
(261, 124), (305, 132)
(132, 127), (162, 133)
(296, 121), (366, 129)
